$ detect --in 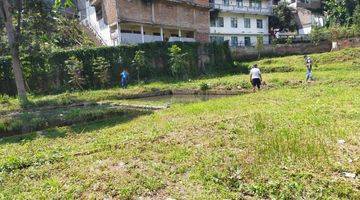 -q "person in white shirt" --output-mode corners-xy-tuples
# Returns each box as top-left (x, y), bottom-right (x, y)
(249, 64), (262, 92)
